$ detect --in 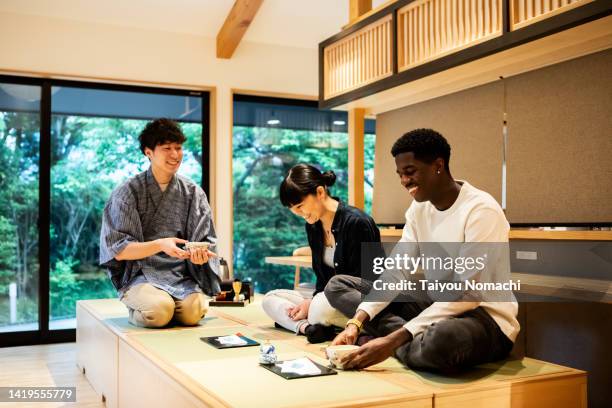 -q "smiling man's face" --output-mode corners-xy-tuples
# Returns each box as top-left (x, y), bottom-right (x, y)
(145, 142), (184, 177)
(394, 151), (439, 202)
